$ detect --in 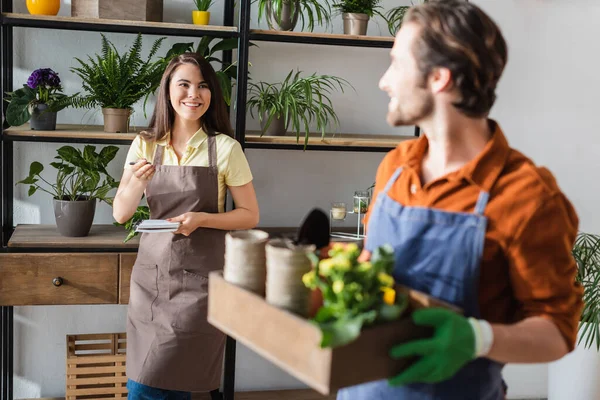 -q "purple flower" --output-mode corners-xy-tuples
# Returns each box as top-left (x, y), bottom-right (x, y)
(27, 68), (61, 89)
